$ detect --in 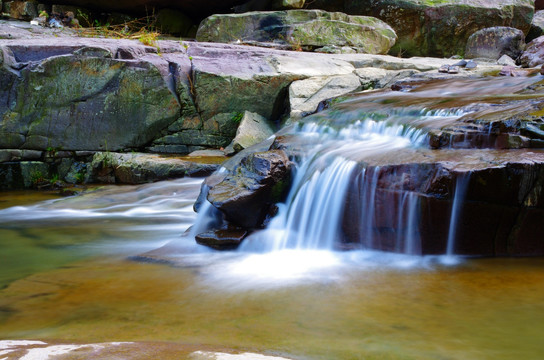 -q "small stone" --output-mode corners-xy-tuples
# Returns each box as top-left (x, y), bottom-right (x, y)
(448, 66), (459, 74)
(452, 59), (468, 67)
(497, 54), (517, 67)
(465, 60), (478, 69)
(195, 227), (249, 250)
(438, 64), (449, 73)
